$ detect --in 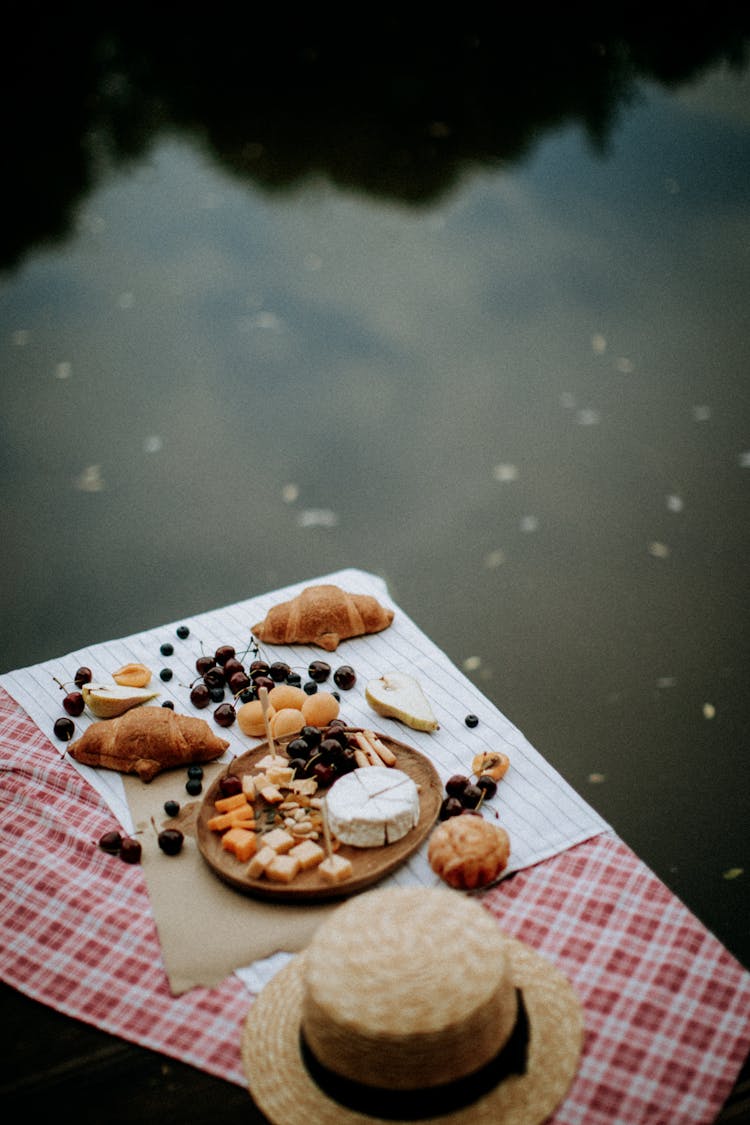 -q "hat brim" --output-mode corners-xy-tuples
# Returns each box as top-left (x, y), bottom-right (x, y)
(241, 935), (584, 1125)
